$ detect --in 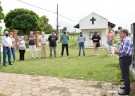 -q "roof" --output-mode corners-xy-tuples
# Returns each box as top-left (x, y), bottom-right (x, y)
(74, 22), (115, 29)
(74, 12), (116, 29)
